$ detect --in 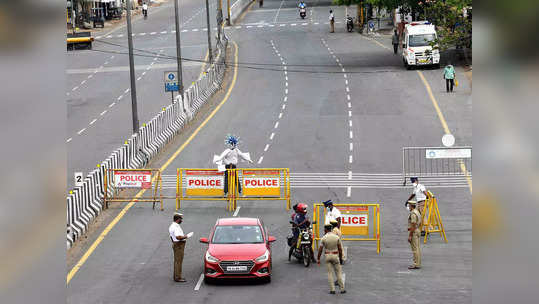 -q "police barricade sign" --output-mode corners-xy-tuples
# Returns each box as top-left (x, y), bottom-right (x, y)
(185, 170), (224, 196)
(177, 168), (291, 212)
(313, 203), (381, 254)
(242, 169), (280, 196)
(104, 169), (163, 210)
